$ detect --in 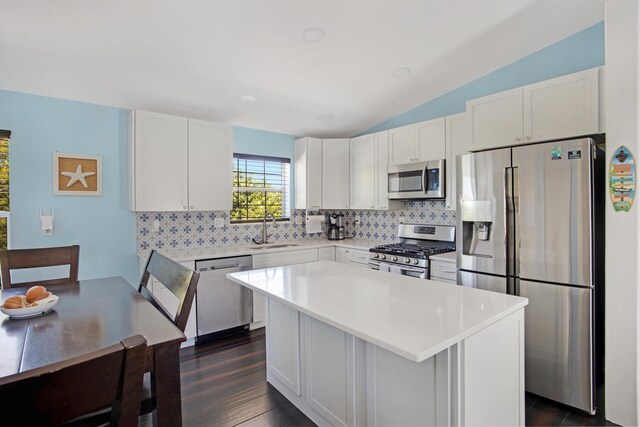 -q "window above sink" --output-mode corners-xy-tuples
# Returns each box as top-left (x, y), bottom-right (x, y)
(231, 153), (291, 223)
